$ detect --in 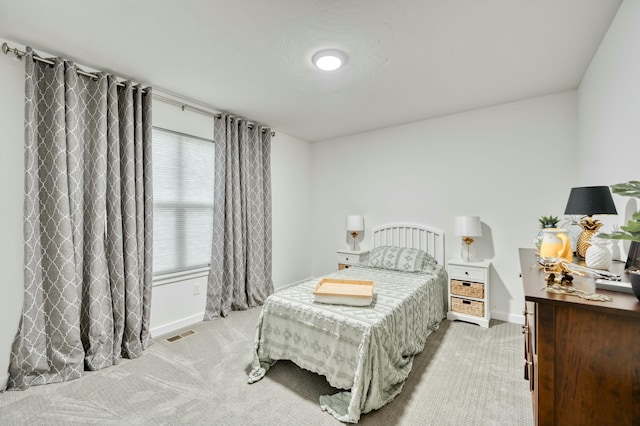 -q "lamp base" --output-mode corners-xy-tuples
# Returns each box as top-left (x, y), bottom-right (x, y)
(350, 231), (359, 251)
(461, 243), (476, 262)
